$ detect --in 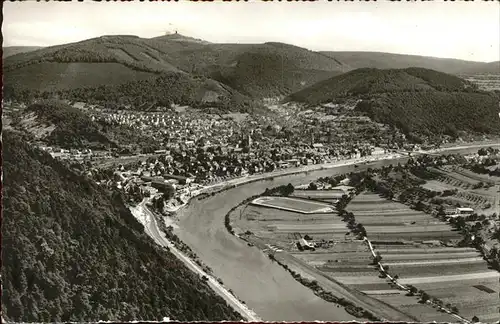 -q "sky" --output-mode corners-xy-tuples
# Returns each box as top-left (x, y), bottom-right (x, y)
(3, 1), (500, 62)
